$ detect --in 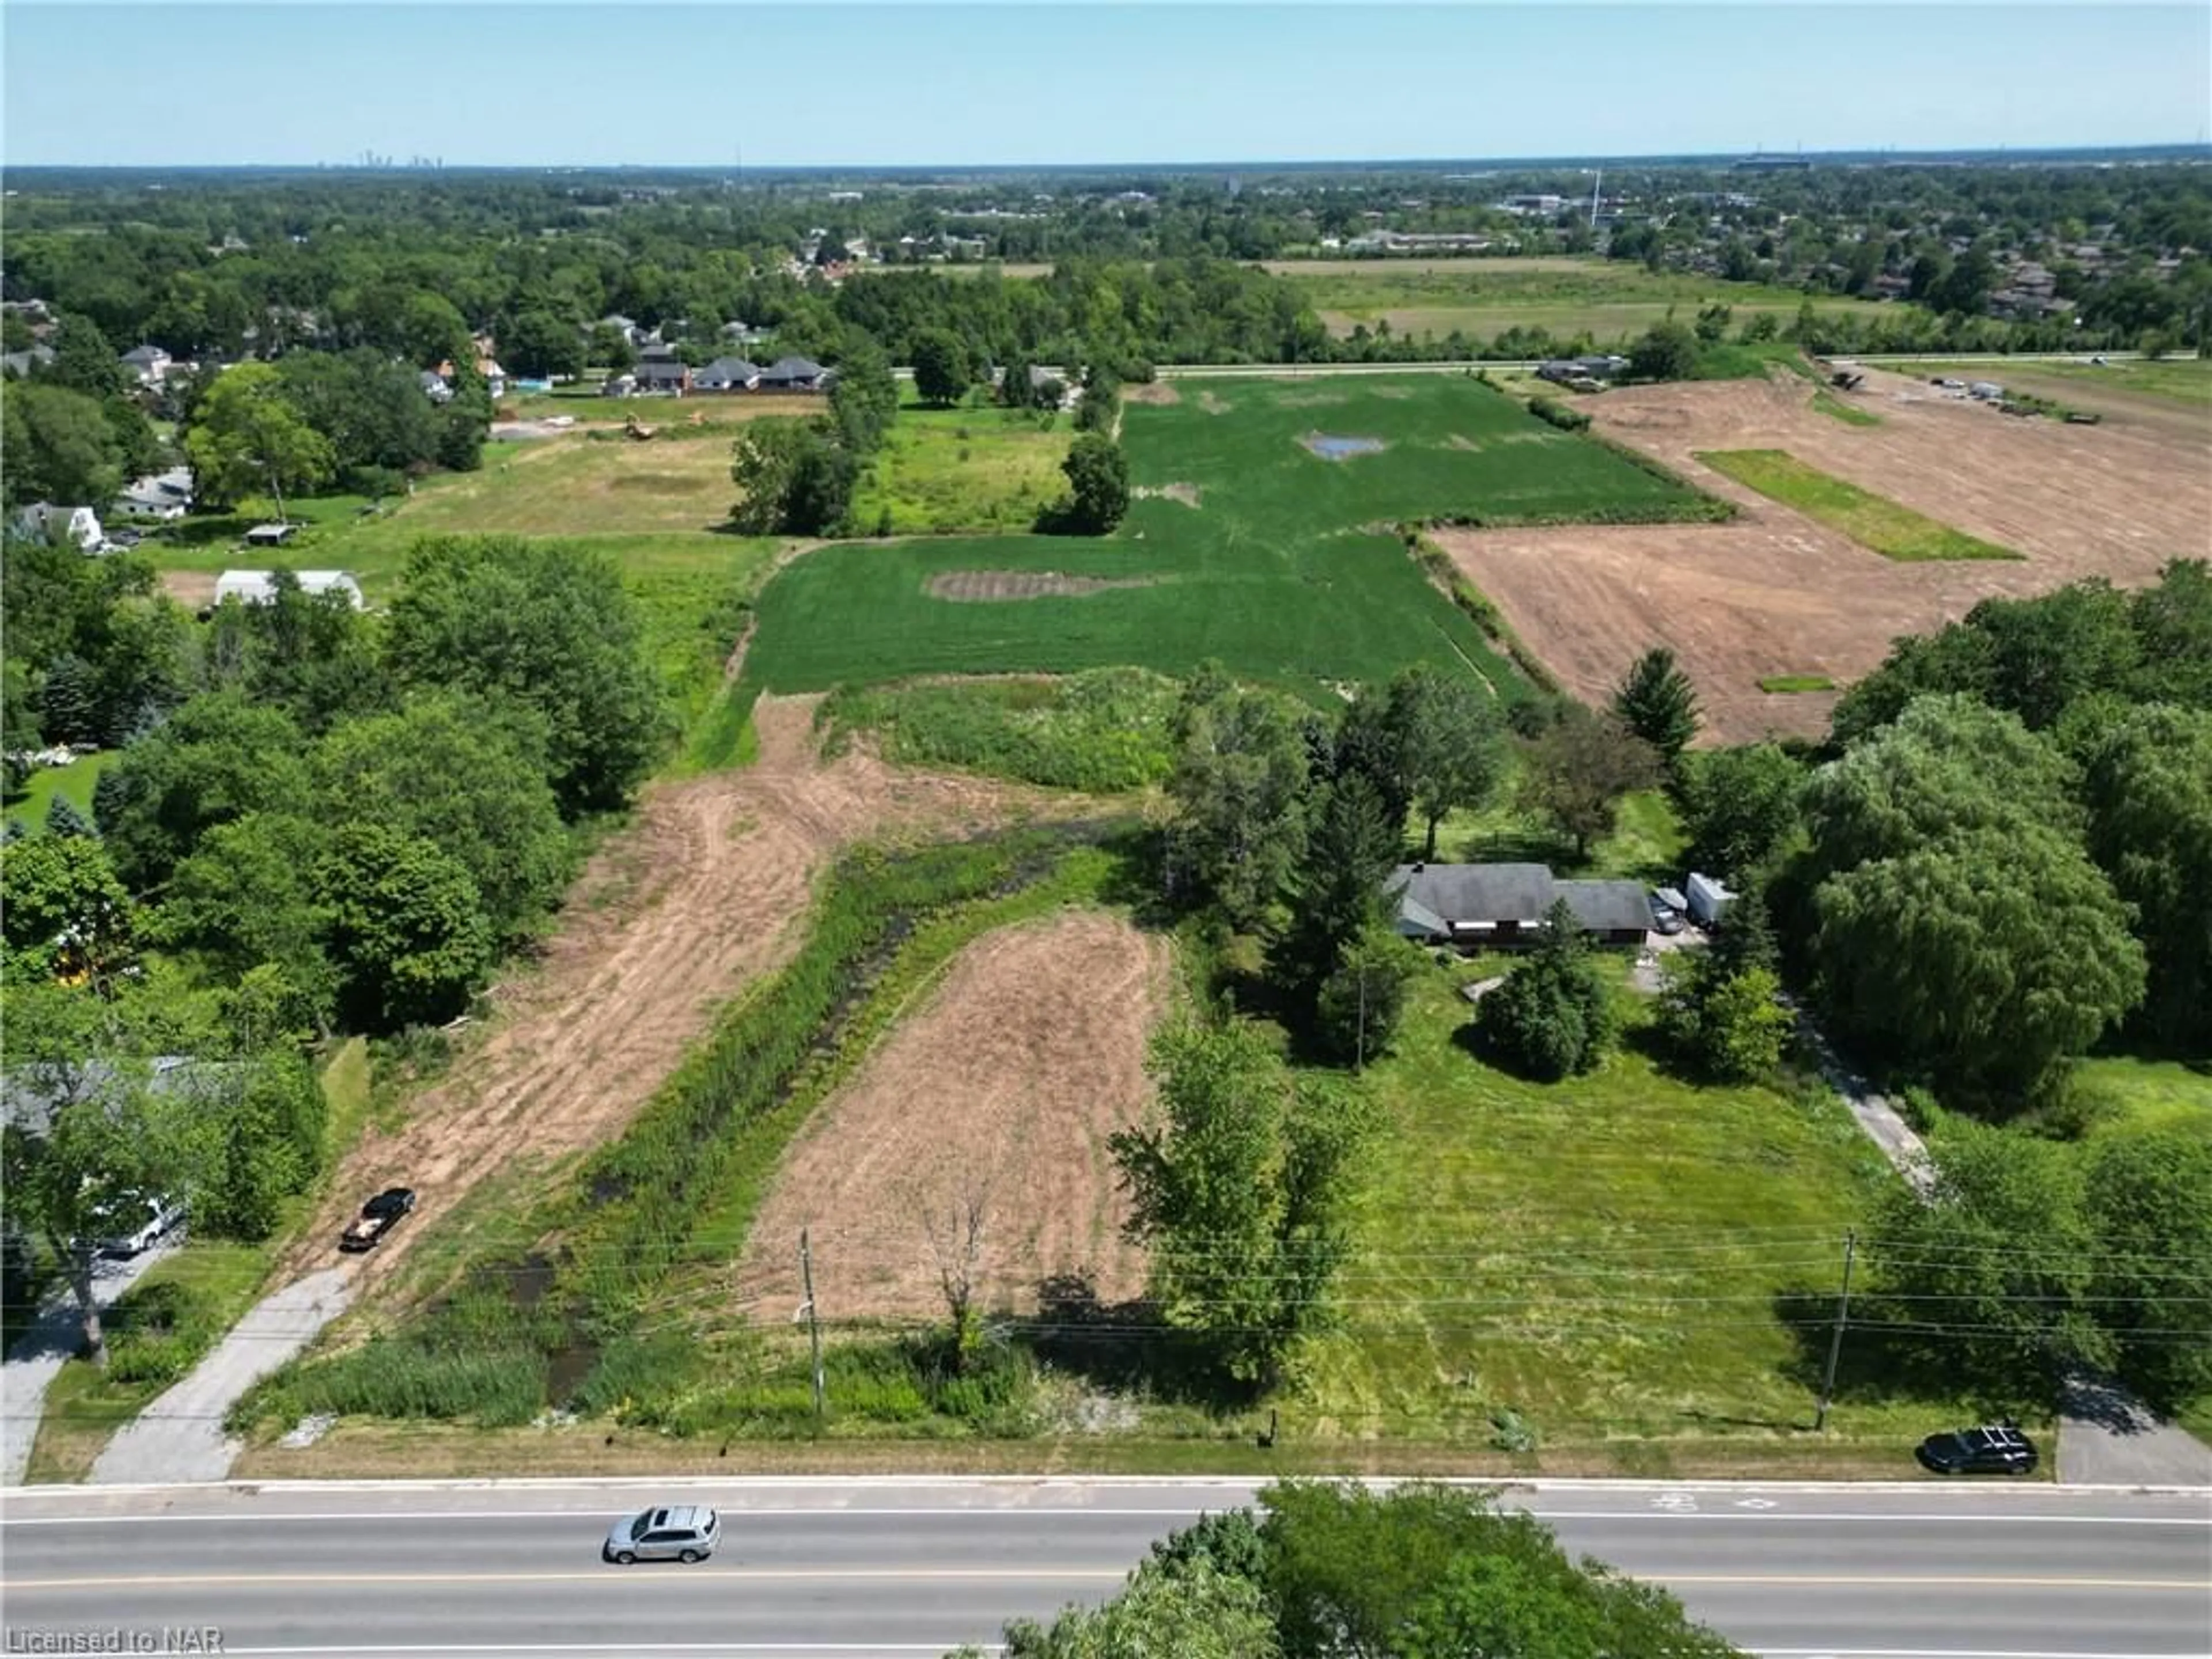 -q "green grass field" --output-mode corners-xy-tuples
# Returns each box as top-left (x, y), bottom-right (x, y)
(1281, 257), (1903, 346)
(1759, 675), (1838, 694)
(1293, 968), (1969, 1459)
(1697, 450), (2020, 562)
(145, 440), (789, 750)
(851, 404), (1074, 534)
(2075, 1056), (2212, 1138)
(748, 376), (1718, 698)
(4, 749), (115, 832)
